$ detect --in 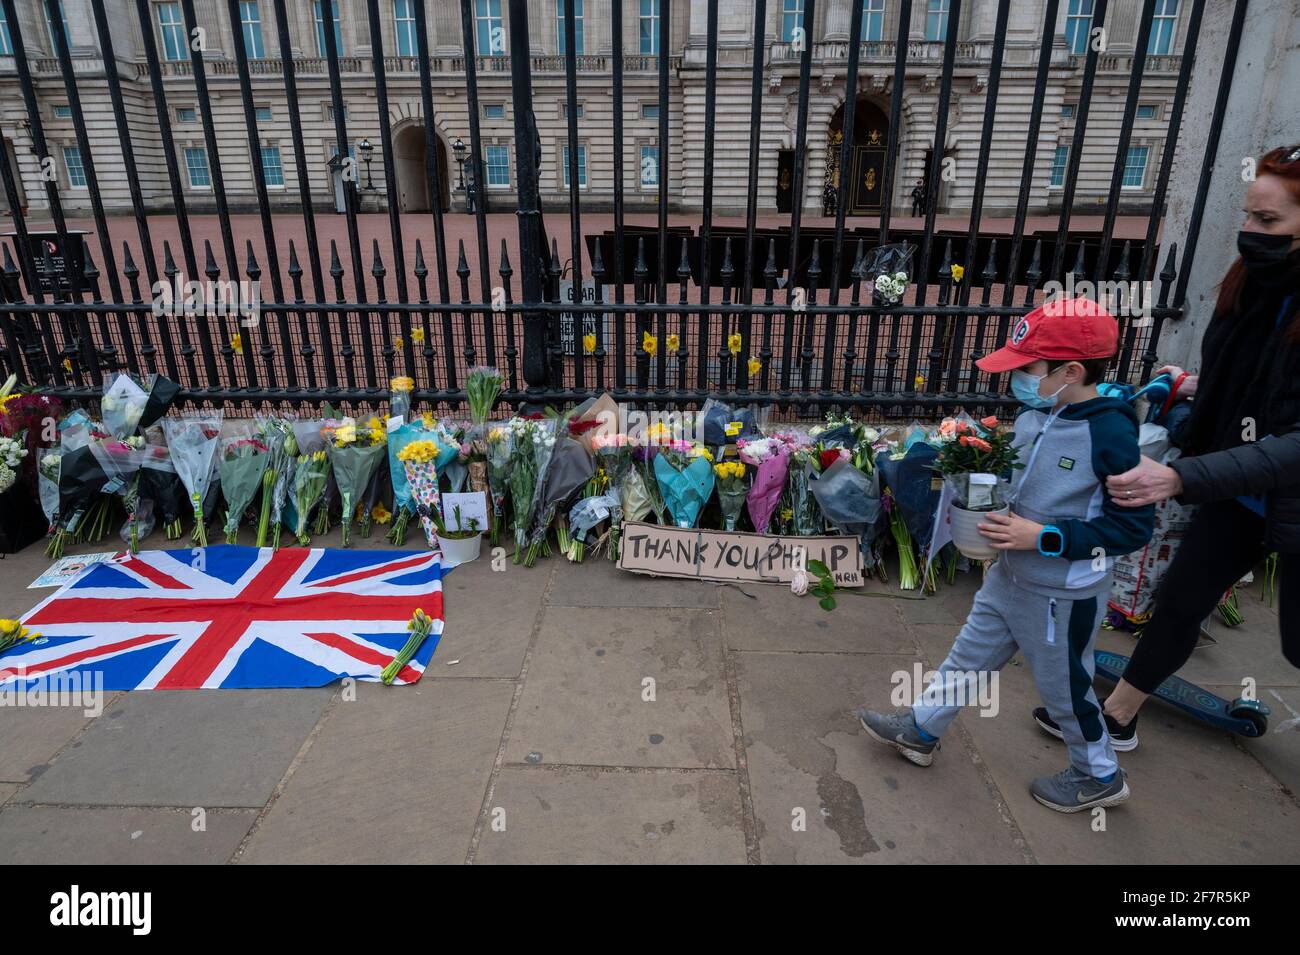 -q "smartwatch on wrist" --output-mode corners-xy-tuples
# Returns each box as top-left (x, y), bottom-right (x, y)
(1037, 525), (1065, 557)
